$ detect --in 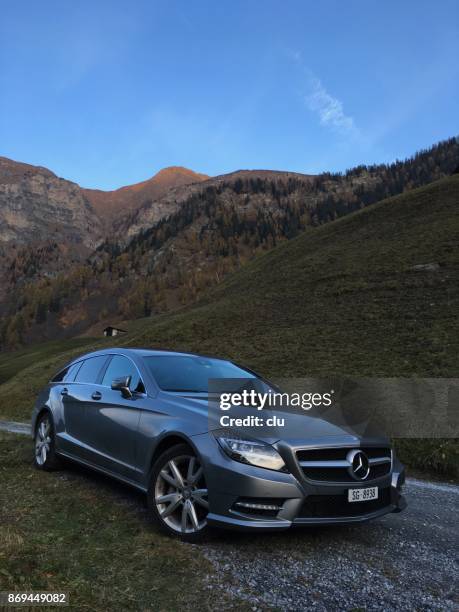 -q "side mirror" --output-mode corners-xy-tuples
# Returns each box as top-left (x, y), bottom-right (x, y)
(111, 375), (133, 398)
